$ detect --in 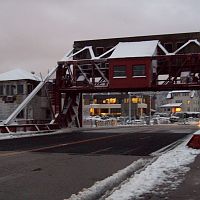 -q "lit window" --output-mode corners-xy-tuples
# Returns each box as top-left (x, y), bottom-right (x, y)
(131, 97), (142, 103)
(110, 98), (116, 104)
(132, 65), (146, 77)
(132, 98), (138, 103)
(113, 66), (126, 78)
(90, 108), (94, 115)
(175, 107), (182, 112)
